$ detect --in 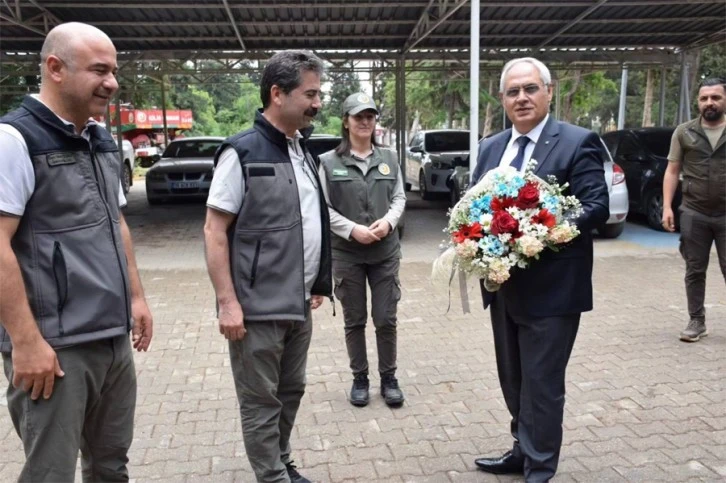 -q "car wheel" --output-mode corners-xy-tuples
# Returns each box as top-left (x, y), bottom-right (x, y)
(122, 162), (132, 194)
(645, 190), (665, 231)
(419, 171), (434, 201)
(598, 222), (625, 239)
